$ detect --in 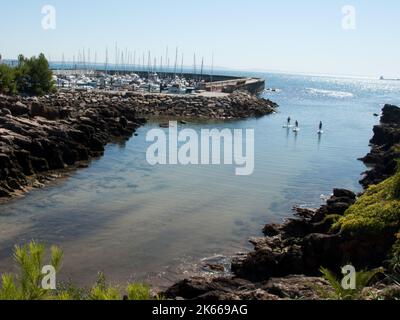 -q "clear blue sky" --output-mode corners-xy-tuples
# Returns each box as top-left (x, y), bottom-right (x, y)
(1, 0), (399, 77)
